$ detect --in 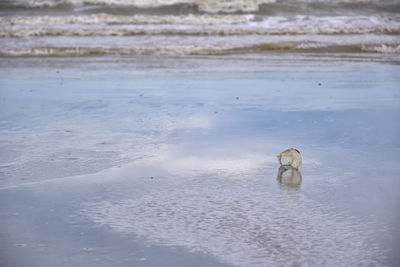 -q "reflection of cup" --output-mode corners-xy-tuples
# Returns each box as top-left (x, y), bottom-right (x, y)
(277, 166), (302, 188)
